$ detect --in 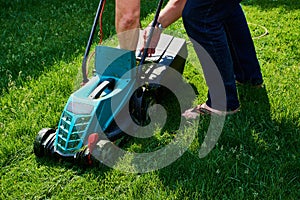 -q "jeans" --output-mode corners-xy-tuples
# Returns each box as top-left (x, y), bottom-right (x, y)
(225, 4), (263, 86)
(182, 0), (263, 111)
